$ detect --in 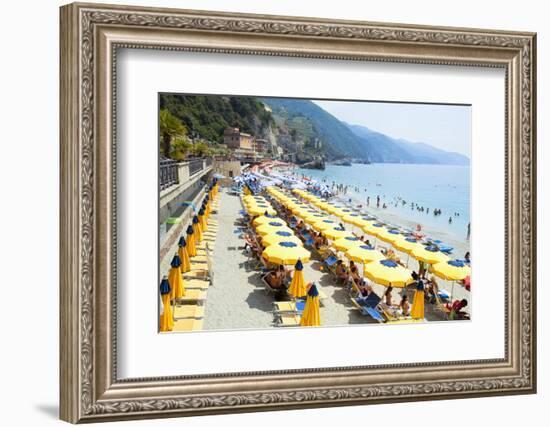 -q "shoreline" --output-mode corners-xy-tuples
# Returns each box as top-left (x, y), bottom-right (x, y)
(334, 193), (470, 258)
